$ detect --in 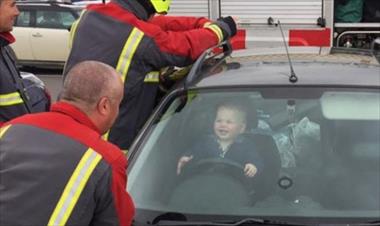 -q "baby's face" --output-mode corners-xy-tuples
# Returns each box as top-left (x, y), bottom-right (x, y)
(214, 107), (246, 142)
